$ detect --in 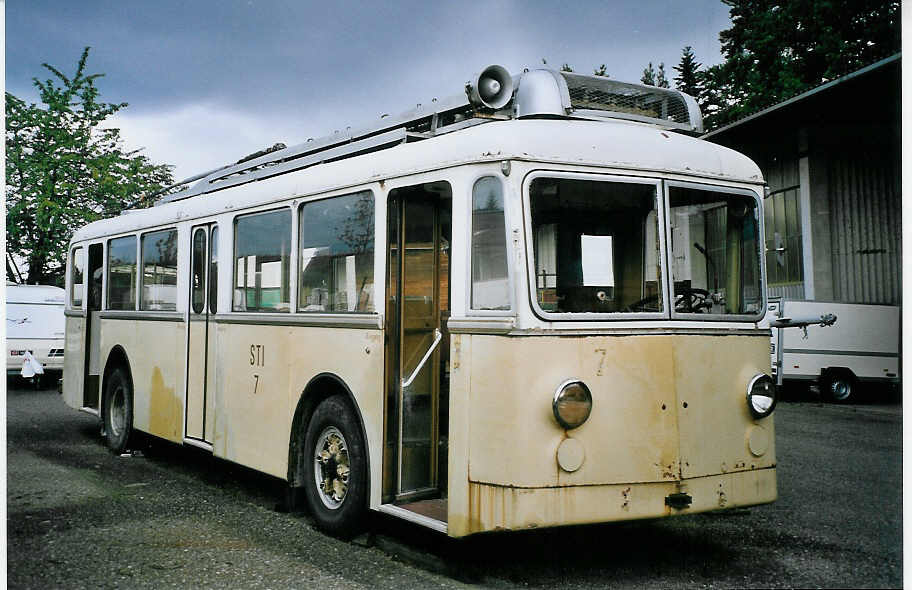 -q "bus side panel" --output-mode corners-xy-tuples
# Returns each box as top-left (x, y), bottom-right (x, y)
(100, 318), (186, 443)
(62, 315), (85, 409)
(673, 335), (776, 479)
(211, 323), (291, 479)
(287, 326), (385, 504)
(211, 323), (384, 485)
